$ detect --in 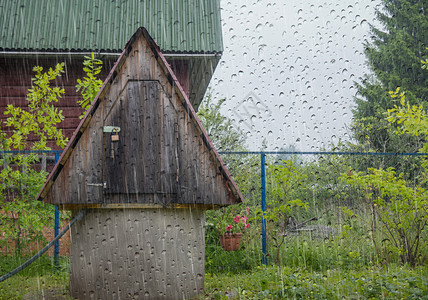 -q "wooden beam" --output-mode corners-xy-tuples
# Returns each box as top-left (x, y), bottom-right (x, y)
(61, 203), (223, 210)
